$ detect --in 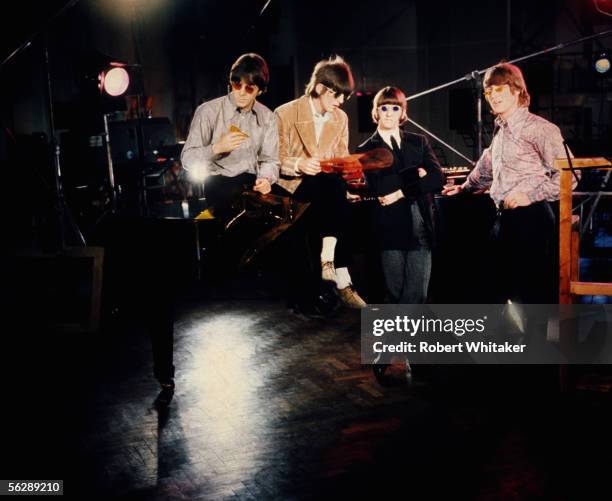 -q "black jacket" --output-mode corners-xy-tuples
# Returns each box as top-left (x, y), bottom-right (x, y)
(356, 129), (445, 250)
